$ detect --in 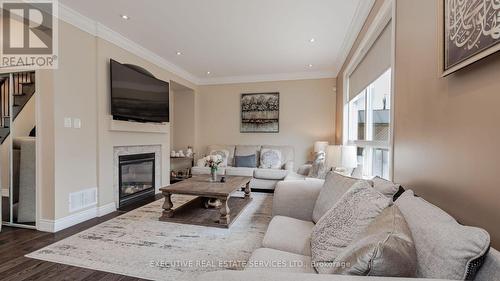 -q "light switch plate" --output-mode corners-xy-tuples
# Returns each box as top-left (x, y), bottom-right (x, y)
(64, 117), (72, 128)
(73, 118), (81, 129)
